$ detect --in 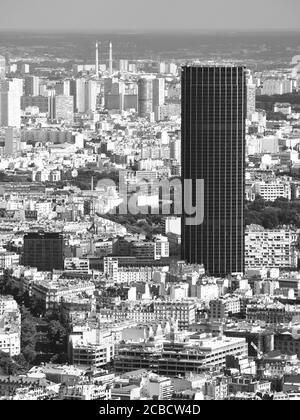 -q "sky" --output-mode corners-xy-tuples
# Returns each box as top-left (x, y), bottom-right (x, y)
(0, 0), (299, 32)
